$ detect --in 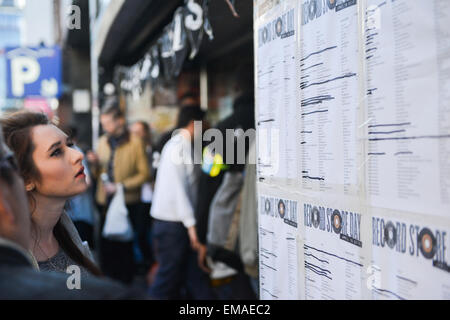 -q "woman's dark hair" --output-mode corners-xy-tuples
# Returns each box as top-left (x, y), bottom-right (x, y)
(133, 120), (152, 146)
(0, 111), (102, 277)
